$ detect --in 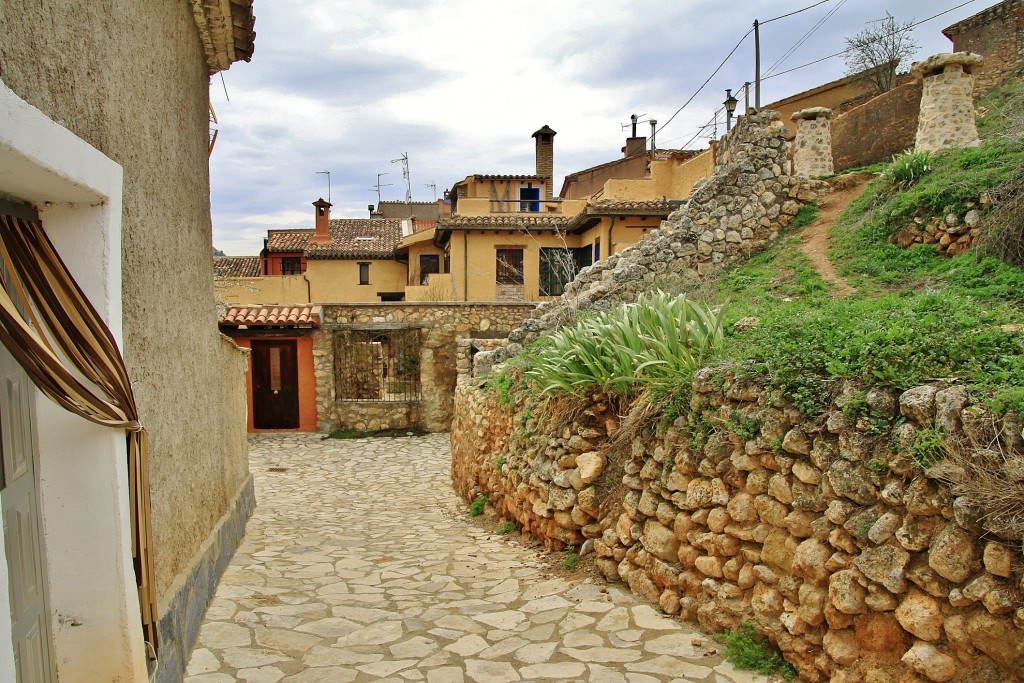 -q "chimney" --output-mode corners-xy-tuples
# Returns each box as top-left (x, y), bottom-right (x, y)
(623, 136), (648, 157)
(532, 125), (556, 200)
(311, 197), (333, 243)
